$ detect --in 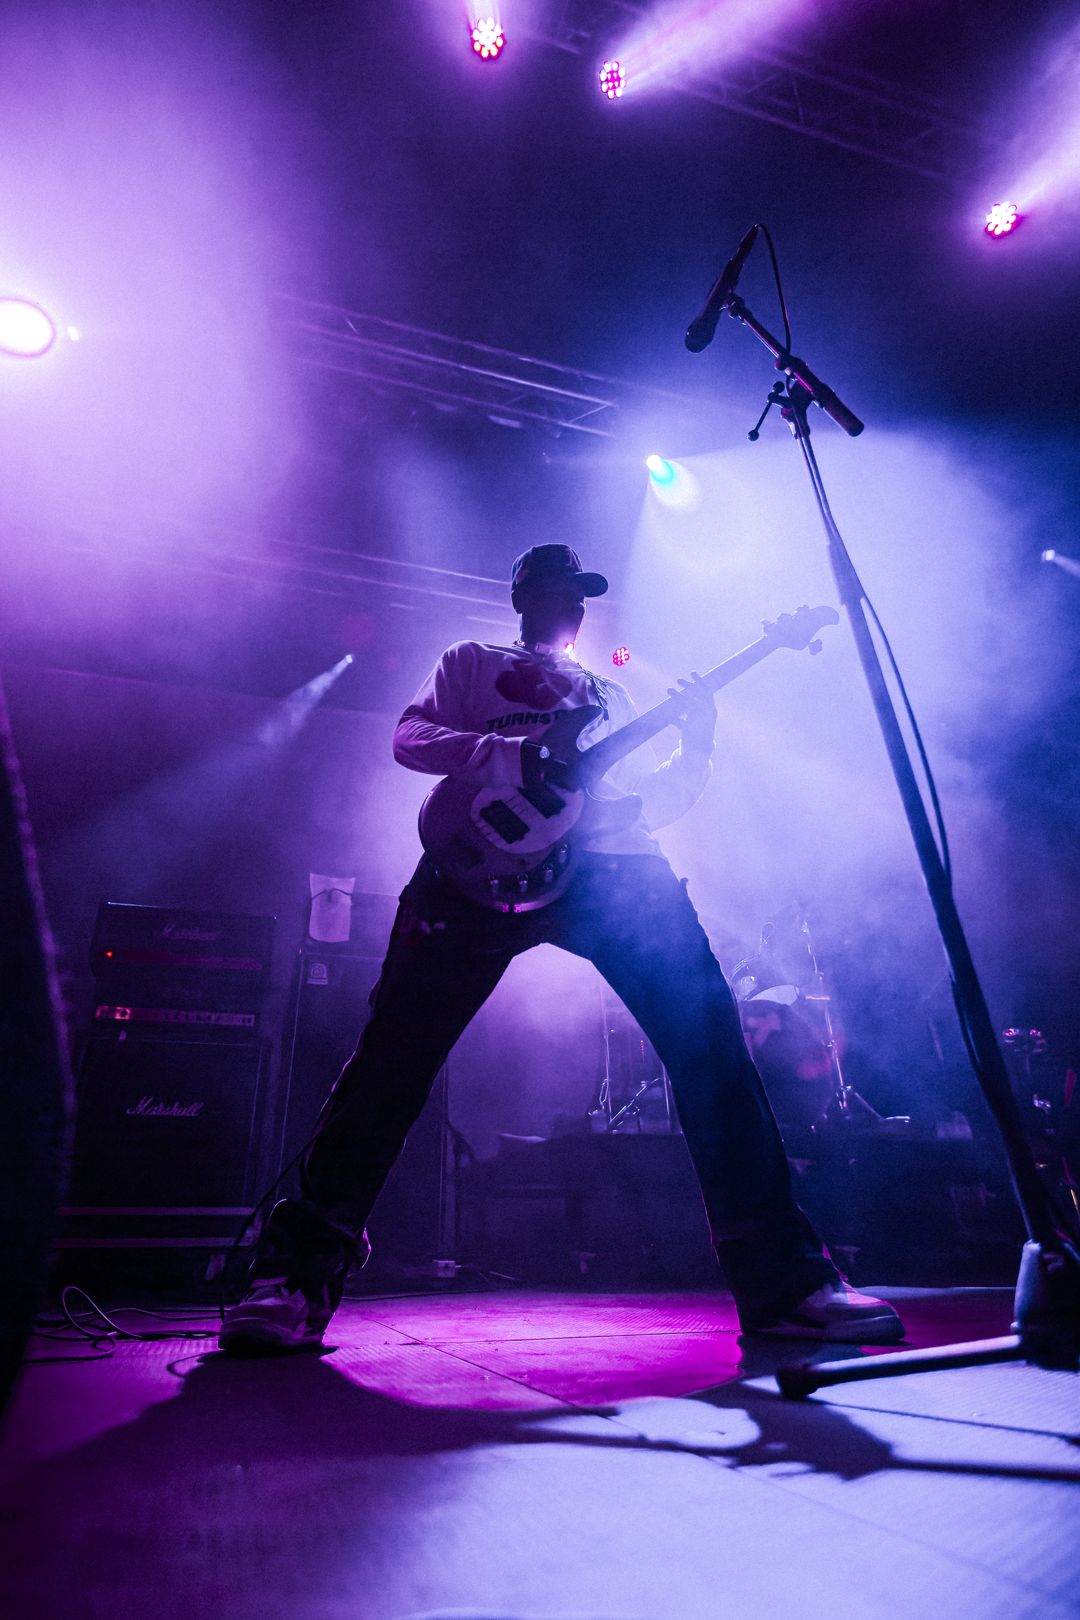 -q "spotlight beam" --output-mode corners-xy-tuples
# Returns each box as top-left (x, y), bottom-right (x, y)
(471, 17), (505, 60)
(256, 656), (355, 747)
(985, 201), (1020, 236)
(0, 297), (57, 359)
(1042, 549), (1080, 579)
(646, 454), (676, 484)
(526, 9), (985, 180)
